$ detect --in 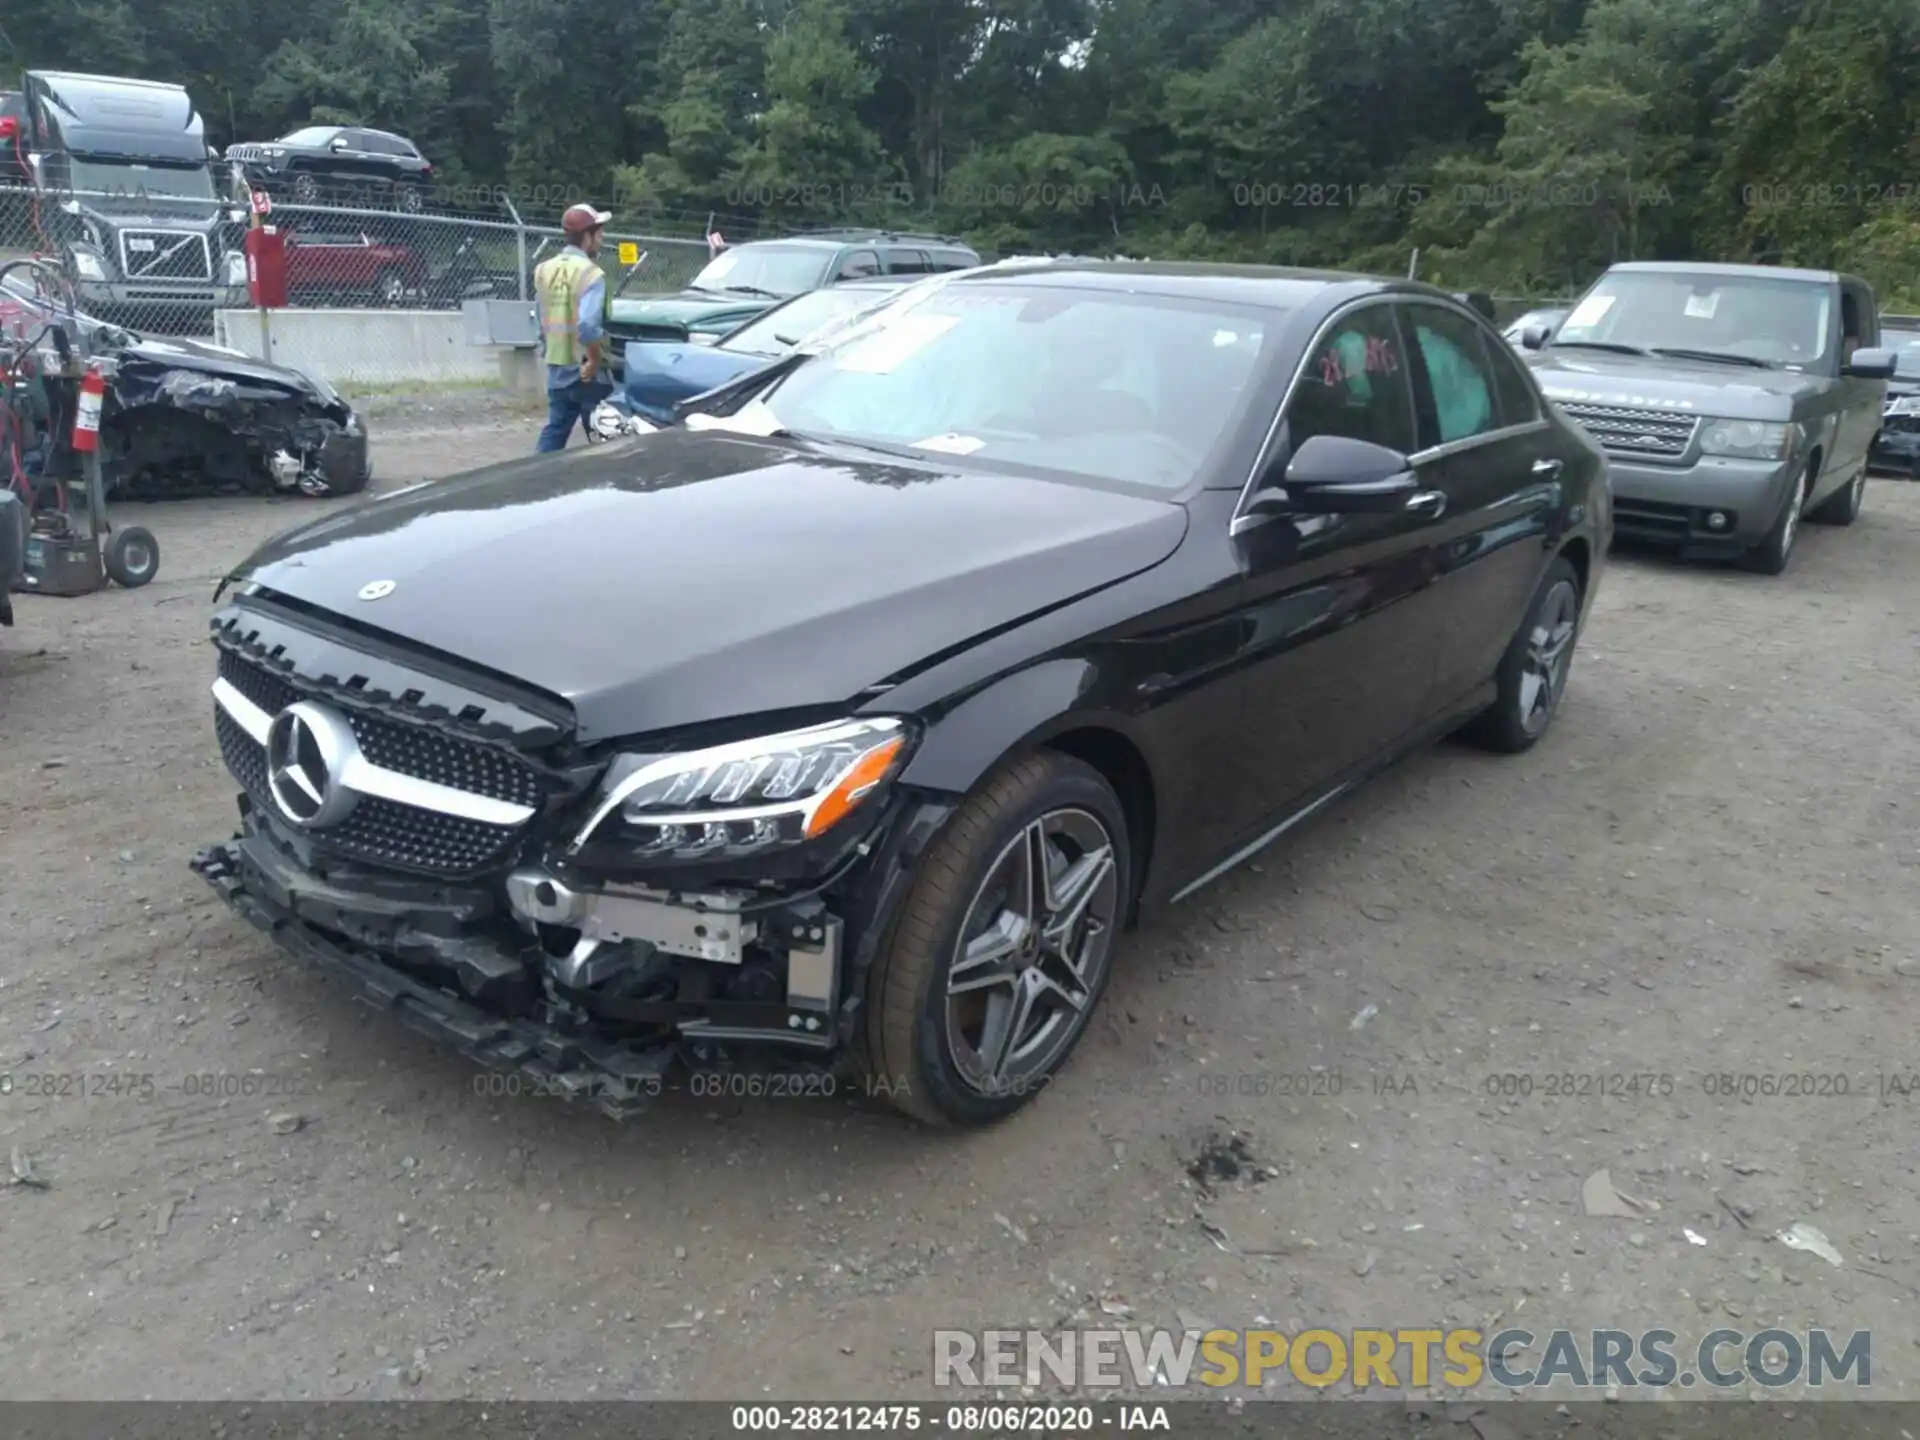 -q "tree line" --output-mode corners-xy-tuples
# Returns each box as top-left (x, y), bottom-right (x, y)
(3, 0), (1916, 303)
